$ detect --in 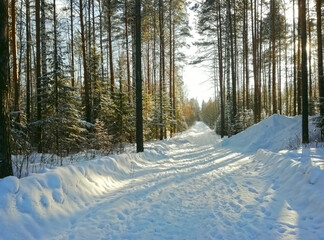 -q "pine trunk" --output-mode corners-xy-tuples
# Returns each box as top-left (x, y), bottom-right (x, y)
(316, 0), (323, 137)
(300, 0), (309, 143)
(0, 0), (13, 177)
(36, 0), (42, 152)
(135, 0), (143, 152)
(79, 0), (91, 123)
